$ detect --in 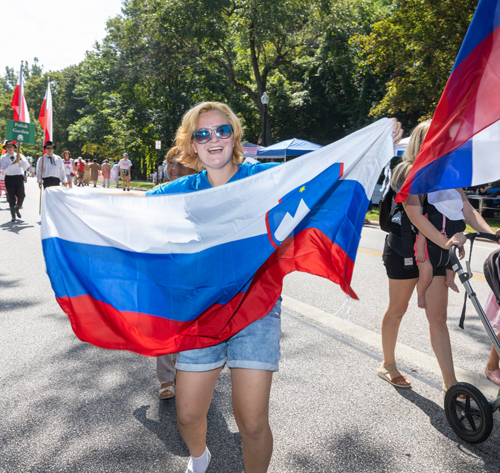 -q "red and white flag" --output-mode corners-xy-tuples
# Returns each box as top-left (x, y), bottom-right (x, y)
(11, 64), (30, 123)
(39, 83), (53, 146)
